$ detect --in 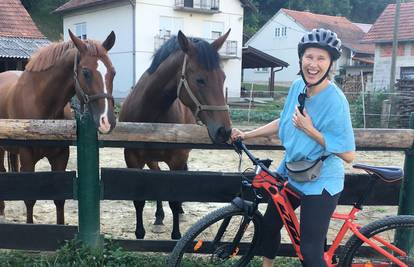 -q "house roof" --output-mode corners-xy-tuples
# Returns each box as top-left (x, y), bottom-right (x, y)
(0, 0), (45, 39)
(362, 2), (414, 43)
(242, 46), (288, 69)
(55, 0), (257, 13)
(281, 8), (374, 54)
(0, 36), (50, 59)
